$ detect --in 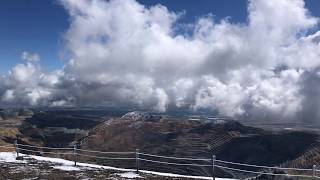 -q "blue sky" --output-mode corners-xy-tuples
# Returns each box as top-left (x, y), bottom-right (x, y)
(0, 0), (319, 74)
(0, 0), (68, 74)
